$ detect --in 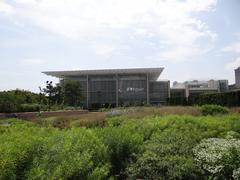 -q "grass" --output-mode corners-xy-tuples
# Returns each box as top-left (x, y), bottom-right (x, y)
(17, 105), (236, 129)
(29, 106), (202, 129)
(34, 112), (106, 128)
(1, 106), (240, 179)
